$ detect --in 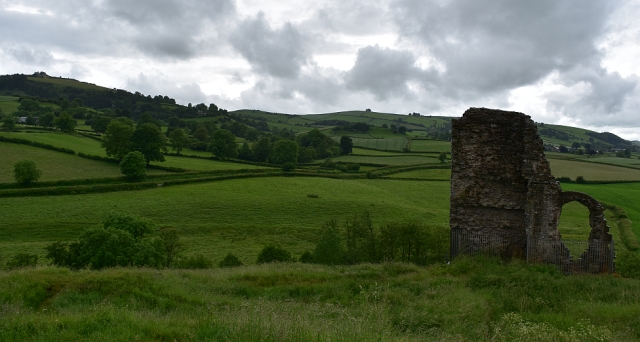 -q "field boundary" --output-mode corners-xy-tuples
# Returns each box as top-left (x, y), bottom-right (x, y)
(601, 202), (640, 251)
